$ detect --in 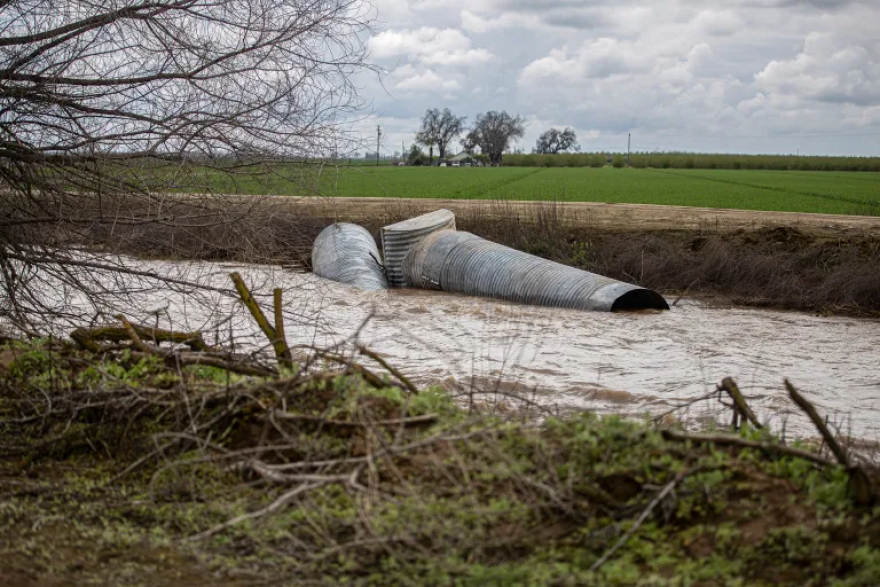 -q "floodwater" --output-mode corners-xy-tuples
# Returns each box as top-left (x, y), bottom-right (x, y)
(13, 258), (880, 438)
